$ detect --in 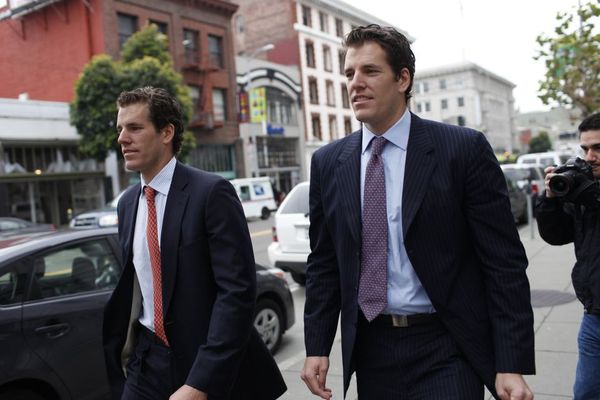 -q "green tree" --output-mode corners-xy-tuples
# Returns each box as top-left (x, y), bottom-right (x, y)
(528, 131), (552, 153)
(70, 25), (195, 162)
(535, 1), (600, 117)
